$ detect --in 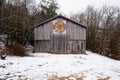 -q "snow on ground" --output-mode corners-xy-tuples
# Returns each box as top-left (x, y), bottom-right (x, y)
(0, 51), (120, 80)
